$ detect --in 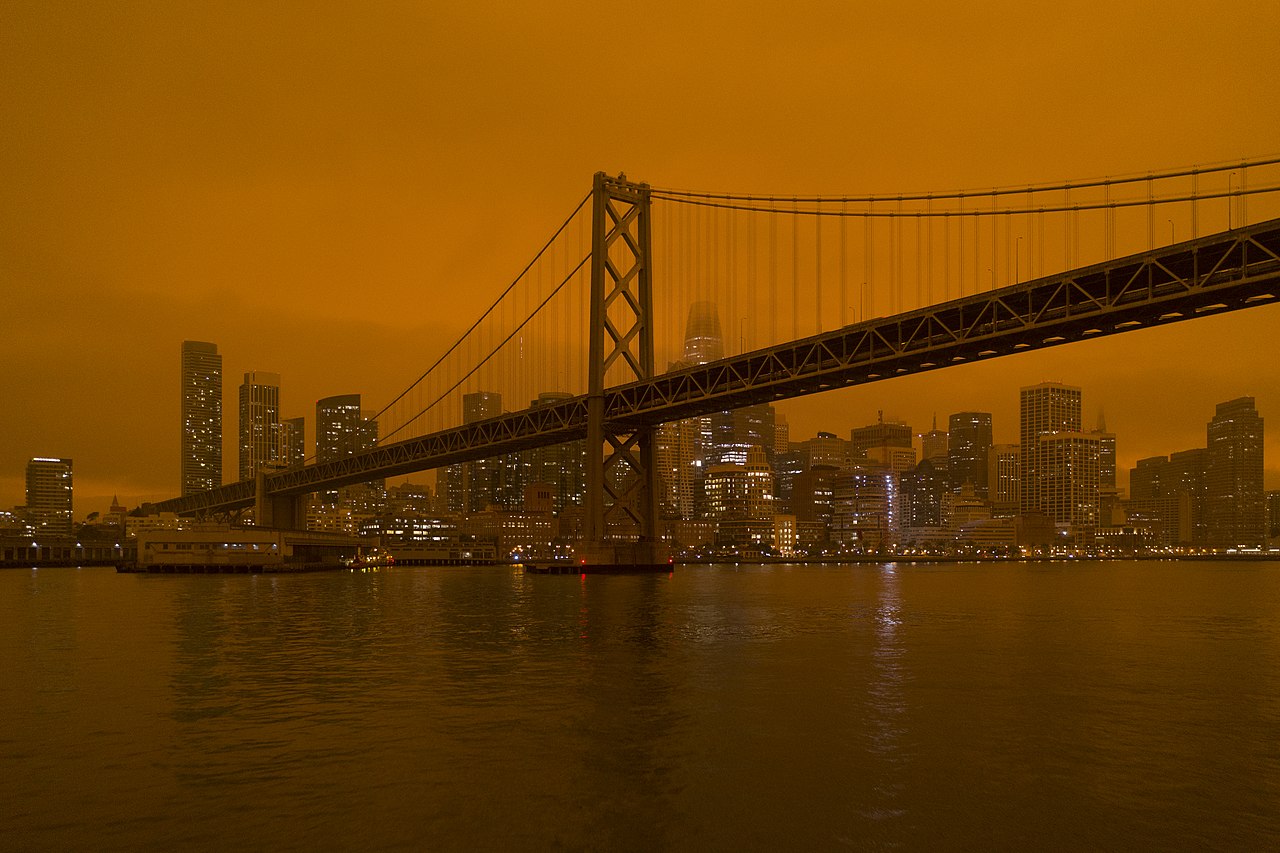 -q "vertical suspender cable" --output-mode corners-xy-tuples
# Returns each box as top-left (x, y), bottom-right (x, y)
(925, 196), (932, 306)
(770, 202), (778, 346)
(864, 205), (872, 320)
(1241, 160), (1248, 226)
(792, 199), (800, 341)
(815, 210), (822, 334)
(1191, 168), (1199, 239)
(840, 200), (848, 327)
(1152, 174), (1162, 251)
